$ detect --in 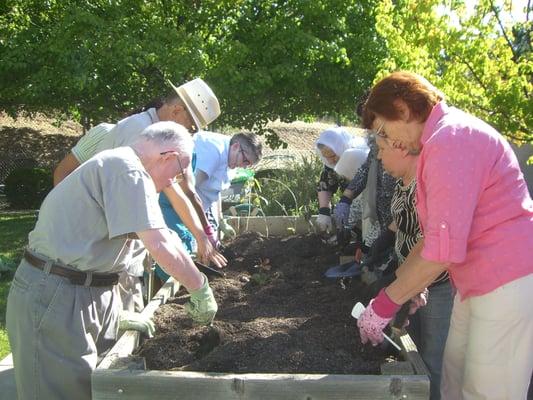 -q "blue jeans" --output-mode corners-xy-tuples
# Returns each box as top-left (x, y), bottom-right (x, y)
(408, 281), (453, 400)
